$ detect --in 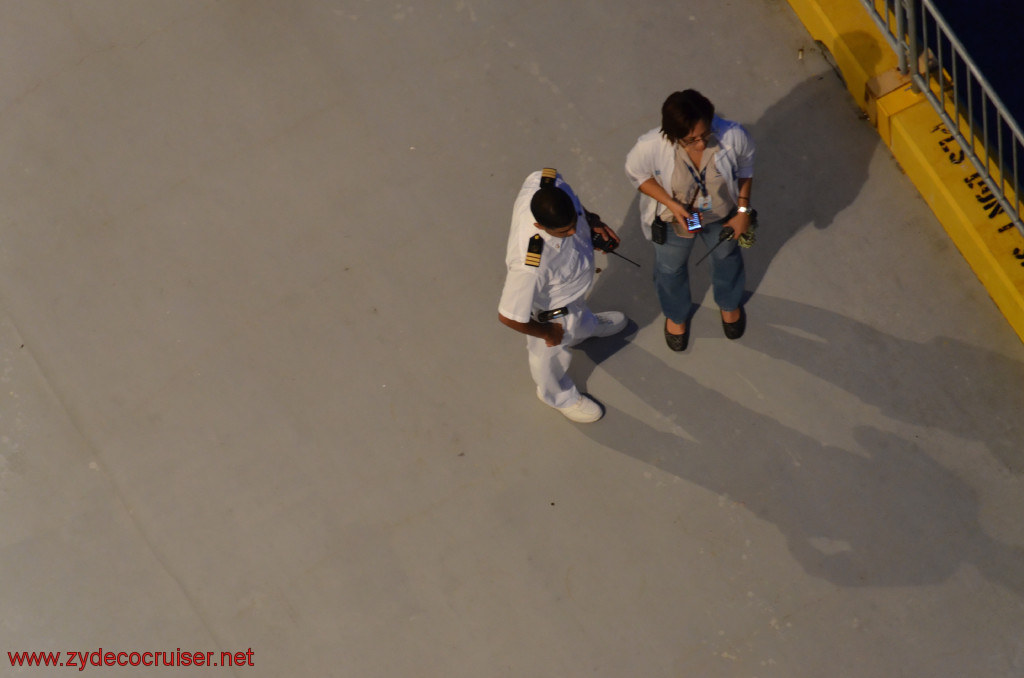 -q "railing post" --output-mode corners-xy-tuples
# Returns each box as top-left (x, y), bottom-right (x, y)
(904, 0), (919, 76)
(856, 0), (1023, 236)
(895, 0), (908, 74)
